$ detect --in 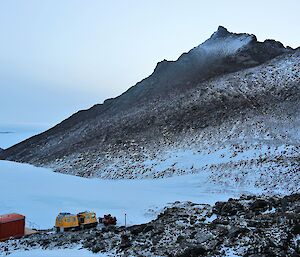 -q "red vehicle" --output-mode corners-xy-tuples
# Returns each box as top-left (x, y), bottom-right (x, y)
(99, 214), (117, 226)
